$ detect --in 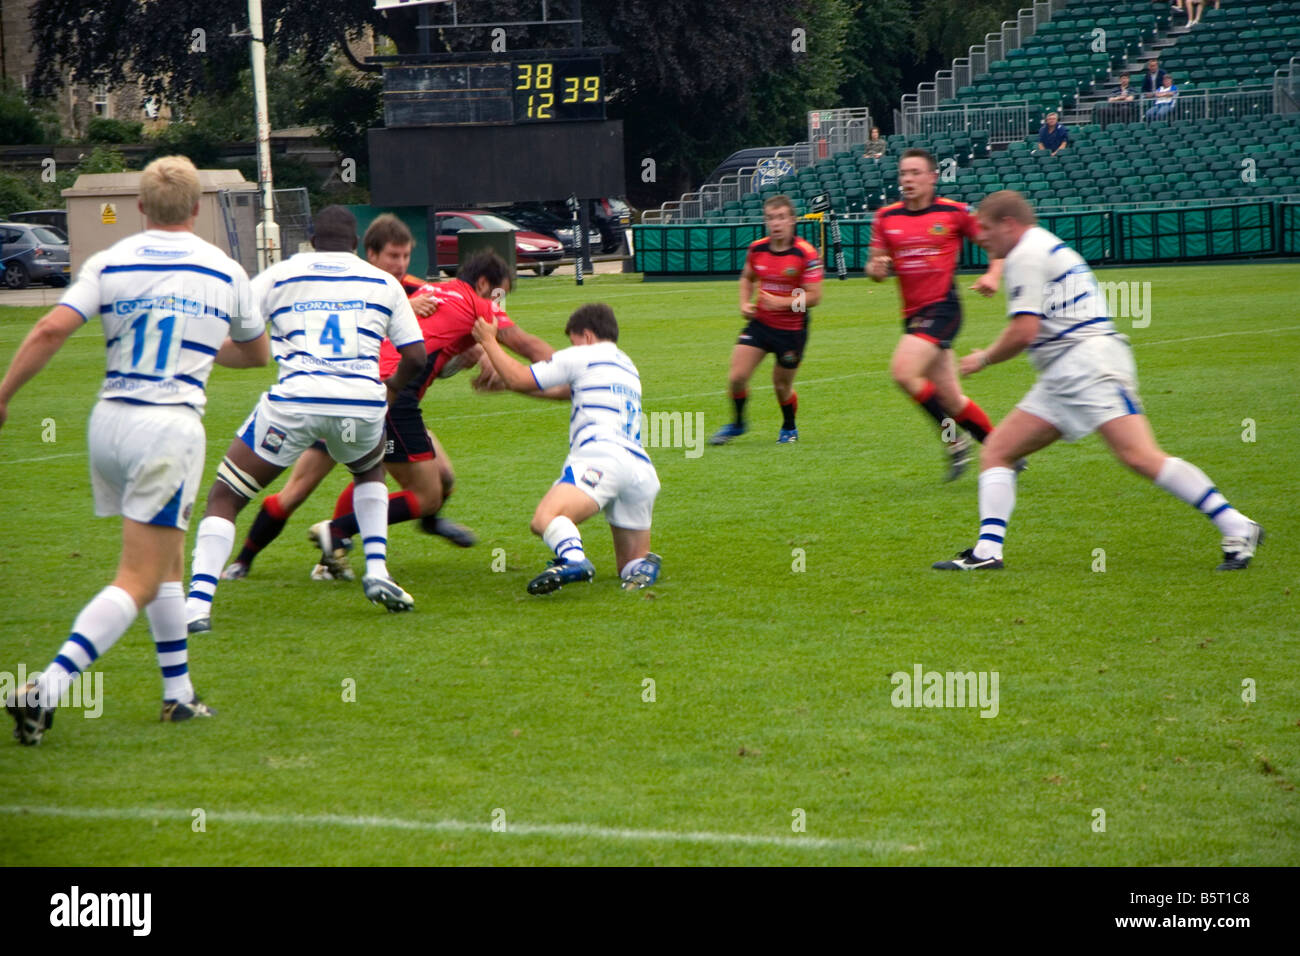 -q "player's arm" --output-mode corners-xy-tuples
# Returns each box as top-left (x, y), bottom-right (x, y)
(970, 256), (1004, 297)
(0, 305), (84, 430)
(738, 261), (758, 316)
(959, 312), (1040, 375)
(498, 323), (554, 362)
(385, 340), (427, 396)
(215, 331), (269, 368)
(471, 314), (538, 392)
